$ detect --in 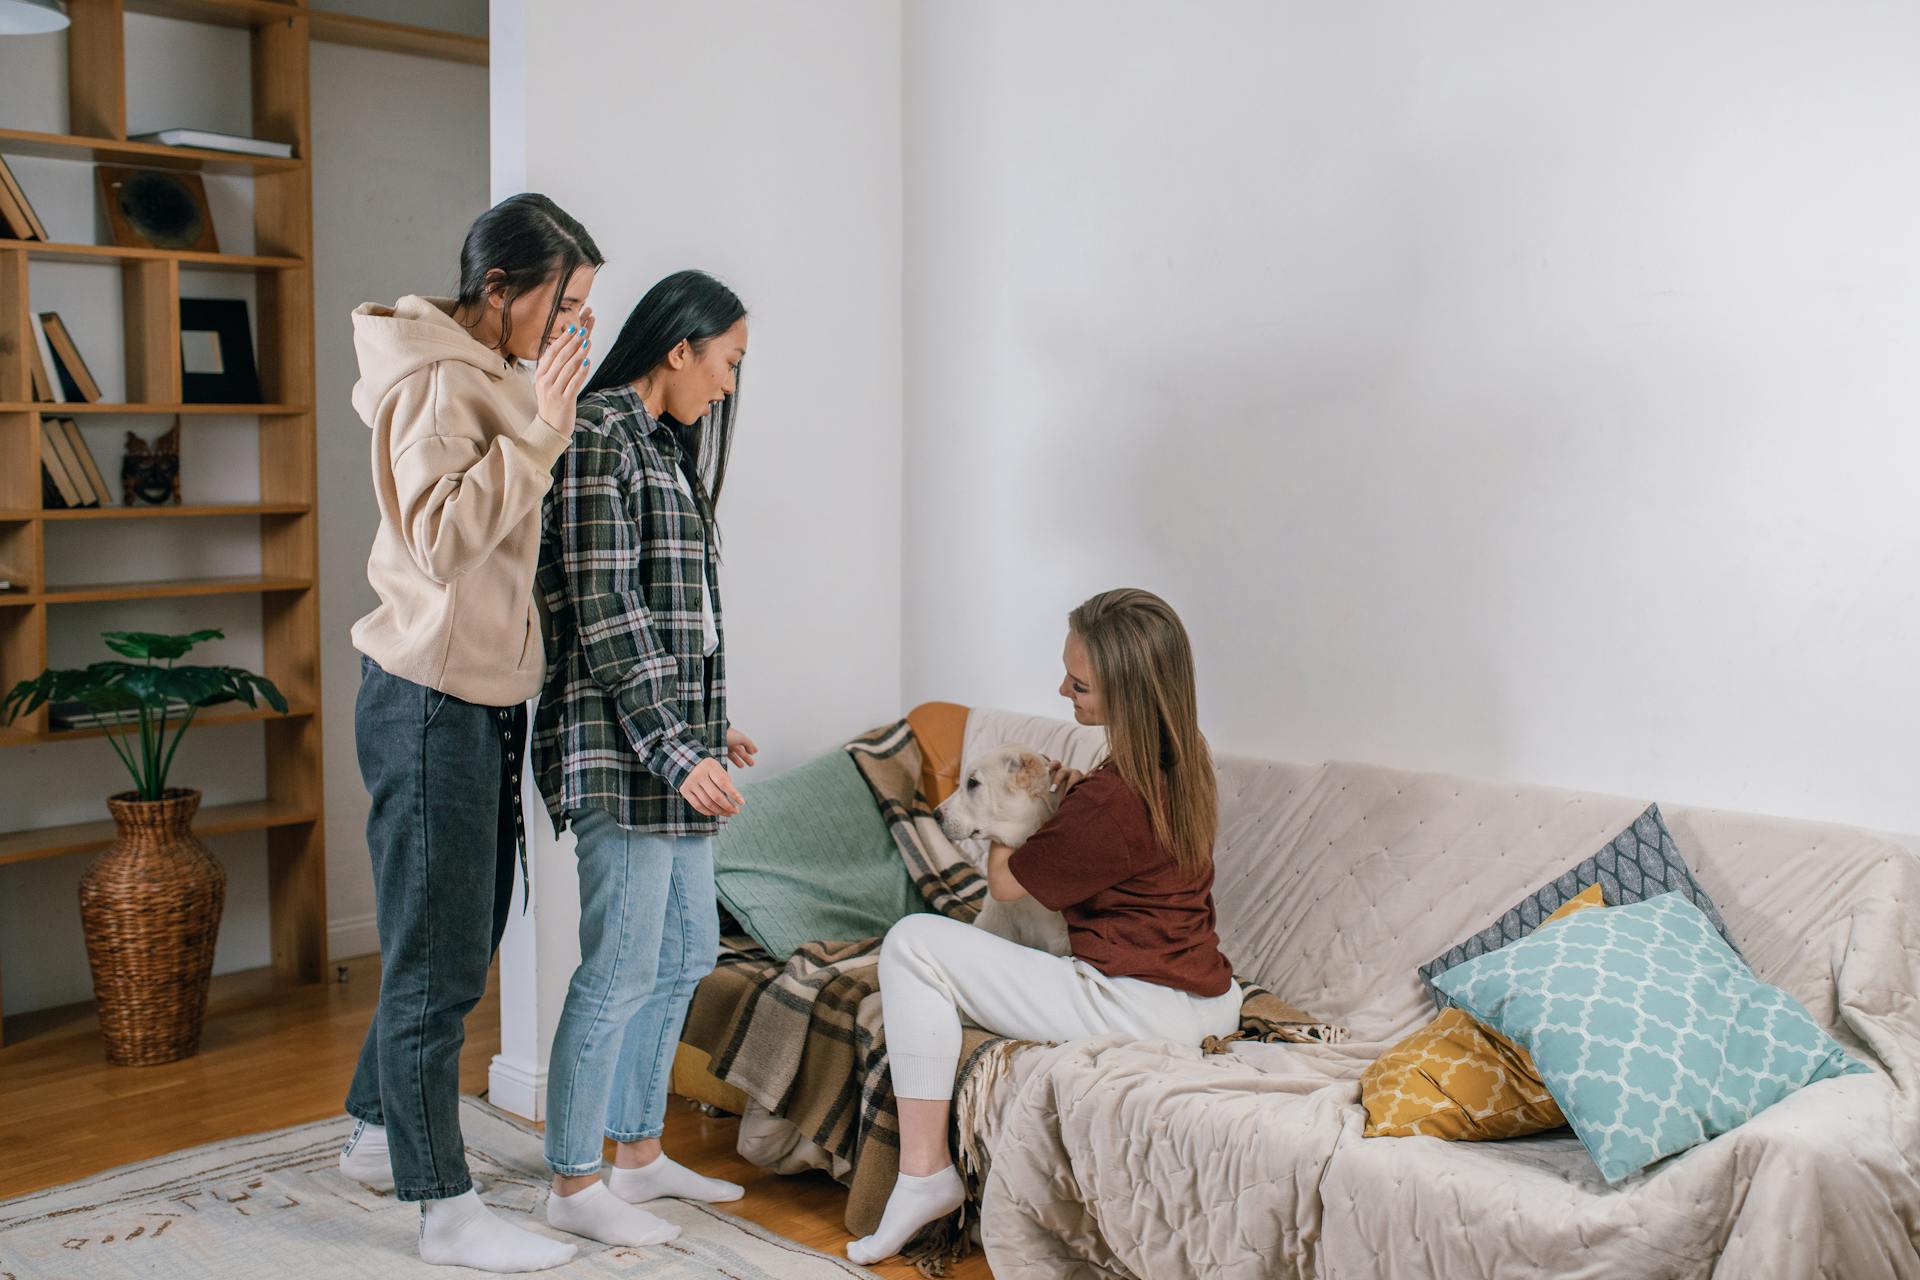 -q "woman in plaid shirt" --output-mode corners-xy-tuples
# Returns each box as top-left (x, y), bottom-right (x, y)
(533, 270), (759, 1249)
